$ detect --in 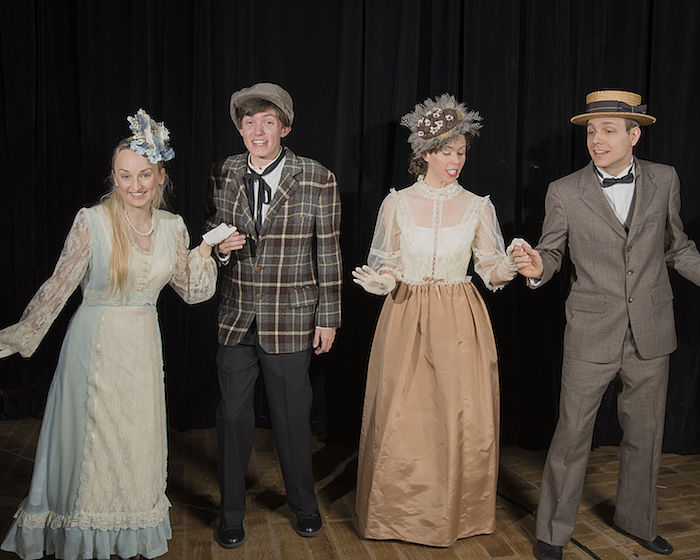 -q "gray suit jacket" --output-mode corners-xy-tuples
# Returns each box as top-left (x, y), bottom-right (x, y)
(533, 158), (700, 362)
